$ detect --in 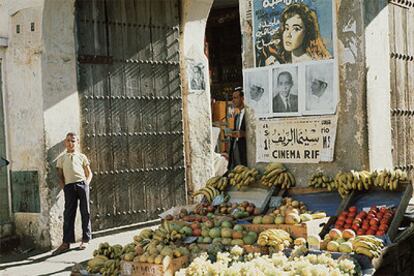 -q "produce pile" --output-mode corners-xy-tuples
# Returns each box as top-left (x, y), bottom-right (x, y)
(261, 162), (296, 189)
(228, 165), (259, 190)
(84, 163), (407, 276)
(314, 228), (385, 258)
(252, 197), (326, 225)
(308, 172), (337, 191)
(87, 242), (135, 275)
(333, 205), (394, 236)
(335, 169), (408, 197)
(166, 201), (259, 222)
(176, 246), (359, 276)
